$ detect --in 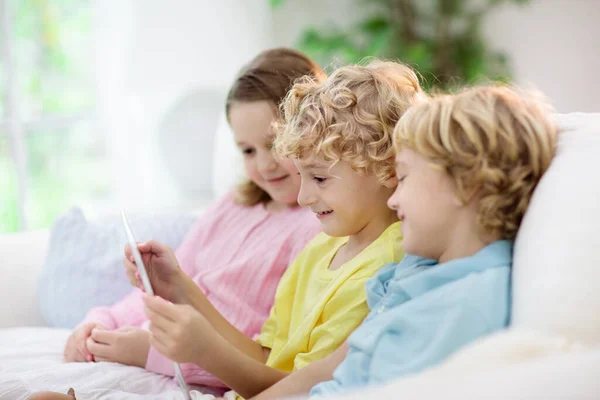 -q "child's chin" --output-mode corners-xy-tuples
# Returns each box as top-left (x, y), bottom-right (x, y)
(320, 223), (350, 238)
(270, 193), (298, 206)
